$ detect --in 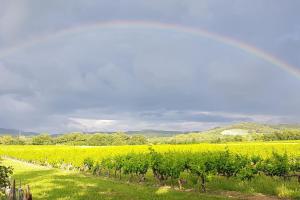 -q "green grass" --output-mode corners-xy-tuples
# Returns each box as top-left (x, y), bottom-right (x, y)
(208, 176), (300, 199)
(3, 158), (300, 199)
(2, 159), (229, 200)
